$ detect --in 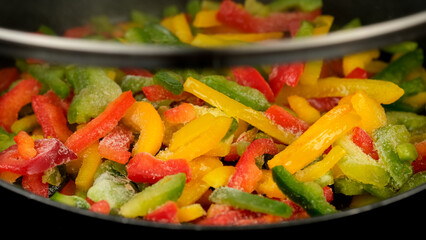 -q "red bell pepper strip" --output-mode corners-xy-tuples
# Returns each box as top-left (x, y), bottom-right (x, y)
(412, 140), (426, 173)
(60, 179), (76, 196)
(164, 102), (197, 124)
(231, 66), (275, 102)
(346, 67), (368, 79)
(0, 67), (19, 92)
(268, 63), (305, 96)
(63, 25), (94, 38)
(21, 173), (49, 198)
(142, 85), (187, 102)
(121, 68), (154, 77)
(0, 138), (77, 175)
(144, 201), (179, 224)
(65, 91), (135, 154)
(98, 125), (134, 164)
(43, 90), (72, 114)
(0, 78), (41, 132)
(14, 131), (37, 160)
(89, 200), (111, 215)
(228, 138), (279, 193)
(264, 105), (310, 135)
(32, 94), (73, 143)
(351, 127), (379, 160)
(323, 186), (334, 203)
(306, 97), (341, 112)
(126, 152), (191, 184)
(216, 0), (320, 33)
